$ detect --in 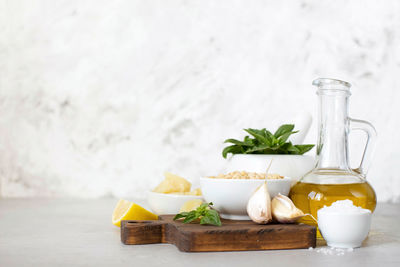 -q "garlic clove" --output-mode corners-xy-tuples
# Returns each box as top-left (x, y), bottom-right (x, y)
(271, 193), (306, 223)
(247, 182), (272, 224)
